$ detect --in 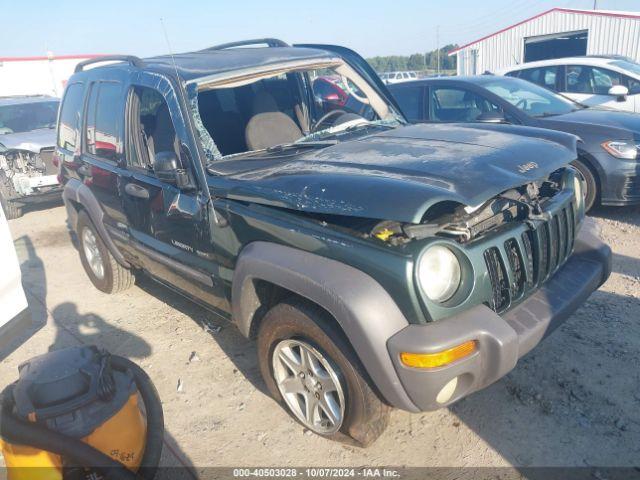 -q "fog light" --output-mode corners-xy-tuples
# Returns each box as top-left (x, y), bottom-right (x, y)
(400, 340), (477, 369)
(436, 377), (459, 404)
